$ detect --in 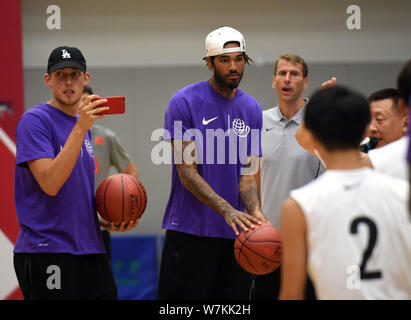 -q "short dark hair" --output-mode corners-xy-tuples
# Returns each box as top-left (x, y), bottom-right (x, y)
(274, 54), (308, 78)
(367, 88), (401, 114)
(207, 52), (253, 64)
(83, 85), (93, 95)
(397, 60), (411, 105)
(304, 86), (371, 151)
(203, 41), (253, 69)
